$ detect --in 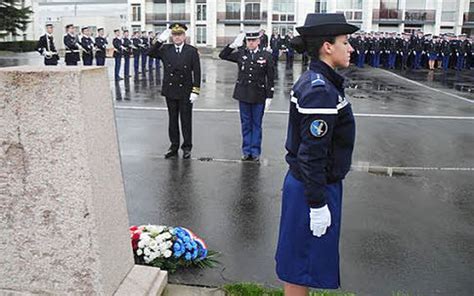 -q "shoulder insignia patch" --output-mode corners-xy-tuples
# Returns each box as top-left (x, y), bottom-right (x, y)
(310, 119), (328, 138)
(311, 73), (326, 87)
